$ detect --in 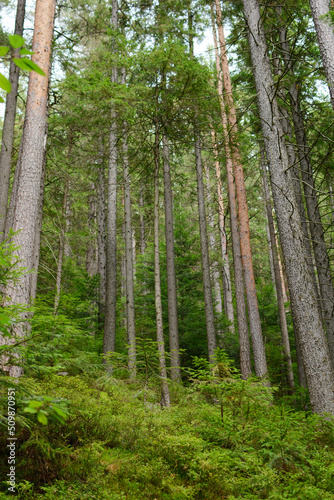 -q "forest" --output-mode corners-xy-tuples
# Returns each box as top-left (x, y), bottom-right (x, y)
(1, 0), (334, 498)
